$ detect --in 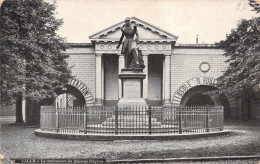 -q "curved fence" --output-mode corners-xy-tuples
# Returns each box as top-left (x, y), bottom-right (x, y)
(0, 106), (16, 122)
(40, 105), (224, 135)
